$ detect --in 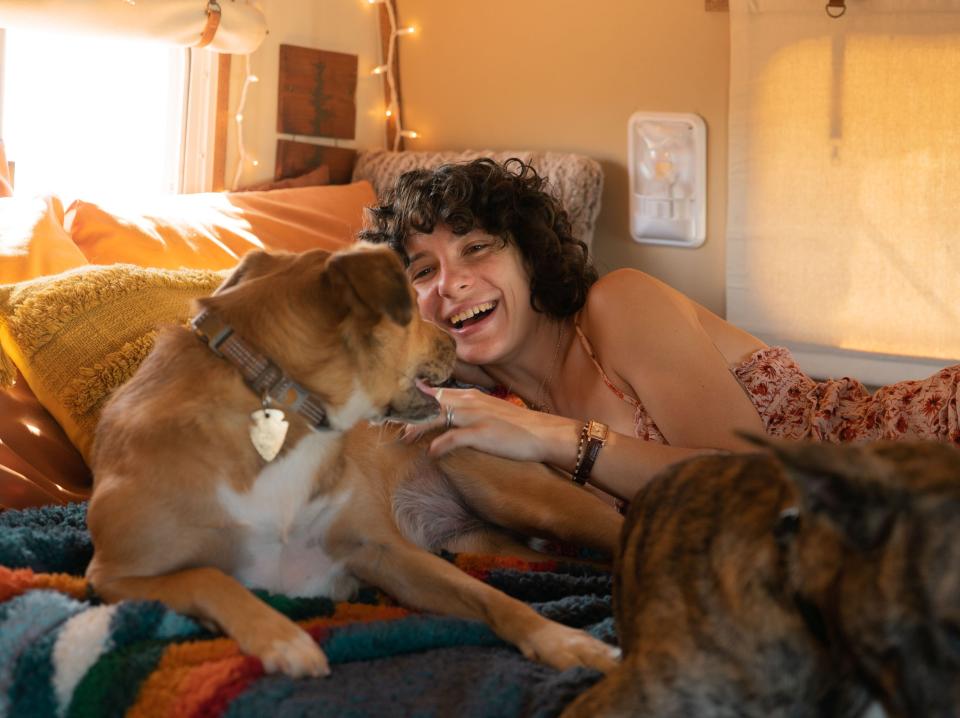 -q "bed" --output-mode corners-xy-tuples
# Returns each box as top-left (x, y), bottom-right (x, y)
(0, 148), (610, 717)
